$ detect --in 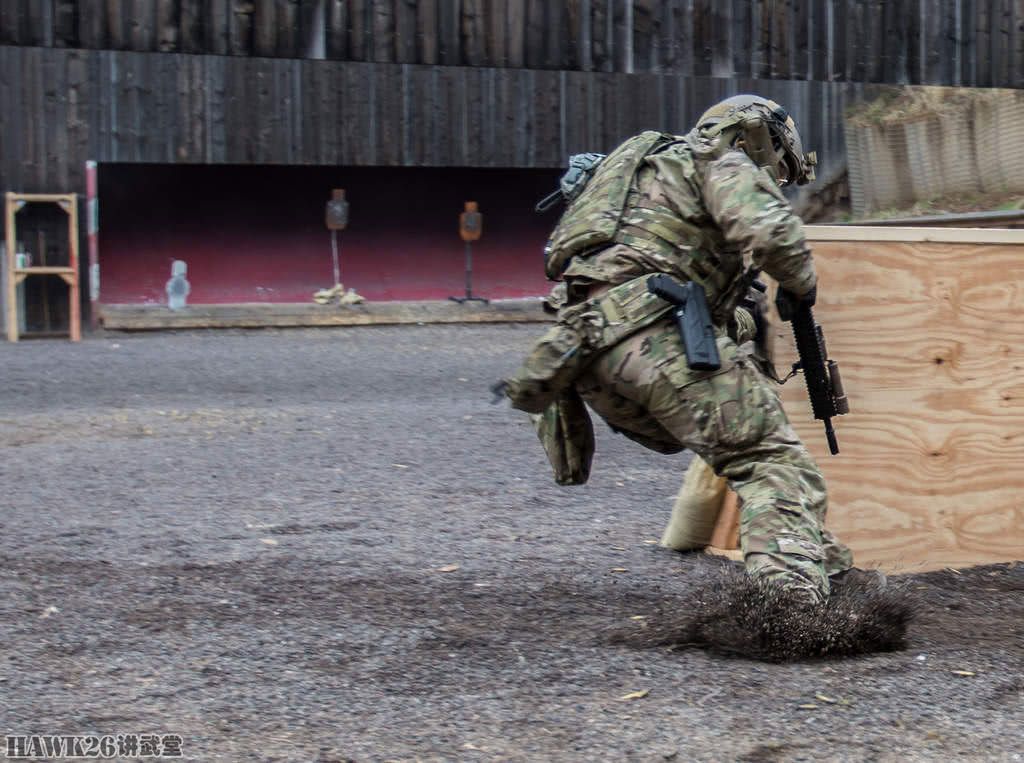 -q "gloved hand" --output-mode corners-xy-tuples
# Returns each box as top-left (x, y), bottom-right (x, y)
(490, 380), (509, 404)
(775, 284), (817, 322)
(737, 280), (769, 346)
(732, 306), (758, 346)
